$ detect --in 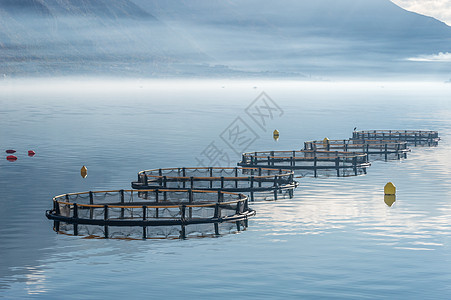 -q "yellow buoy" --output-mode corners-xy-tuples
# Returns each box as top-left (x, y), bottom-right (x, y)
(81, 165), (88, 178)
(384, 194), (396, 207)
(384, 182), (396, 195)
(273, 129), (280, 141)
(322, 137), (330, 147)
